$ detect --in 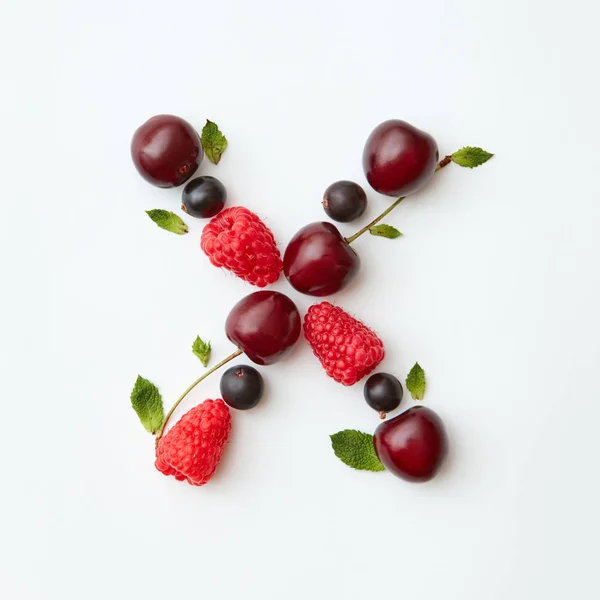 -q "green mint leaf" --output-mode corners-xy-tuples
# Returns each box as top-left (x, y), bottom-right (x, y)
(330, 430), (385, 472)
(369, 224), (402, 239)
(145, 209), (188, 235)
(406, 362), (426, 400)
(130, 375), (164, 434)
(451, 147), (494, 168)
(192, 336), (211, 367)
(201, 120), (228, 164)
